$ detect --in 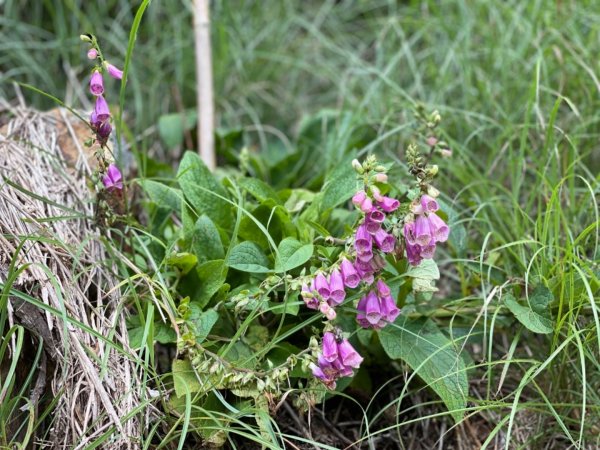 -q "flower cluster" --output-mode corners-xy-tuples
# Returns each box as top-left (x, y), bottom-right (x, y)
(310, 331), (363, 390)
(300, 260), (361, 320)
(82, 35), (124, 191)
(356, 279), (400, 329)
(403, 195), (449, 266)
